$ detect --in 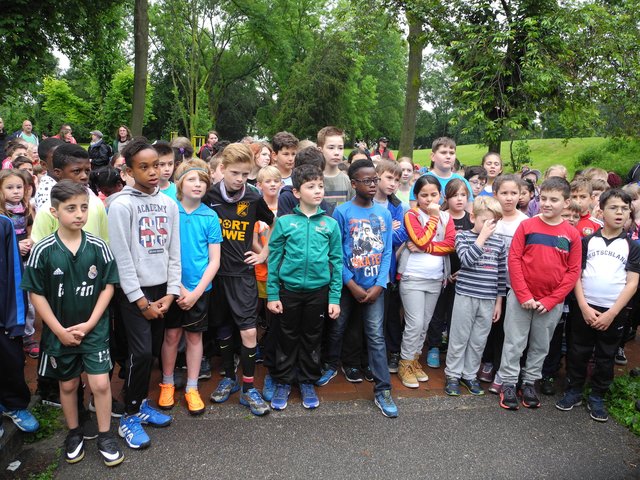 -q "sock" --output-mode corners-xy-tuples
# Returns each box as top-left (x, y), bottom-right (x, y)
(162, 374), (174, 385)
(186, 378), (198, 392)
(241, 345), (256, 392)
(219, 336), (235, 379)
